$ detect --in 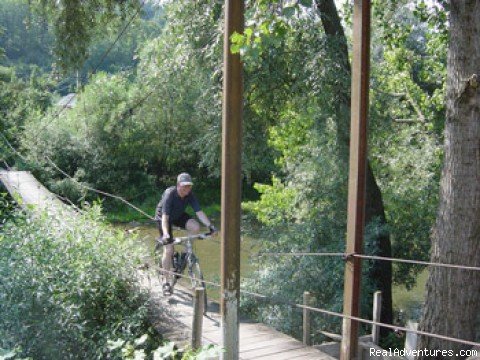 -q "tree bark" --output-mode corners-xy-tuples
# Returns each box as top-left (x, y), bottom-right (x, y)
(417, 1), (480, 358)
(315, 0), (393, 333)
